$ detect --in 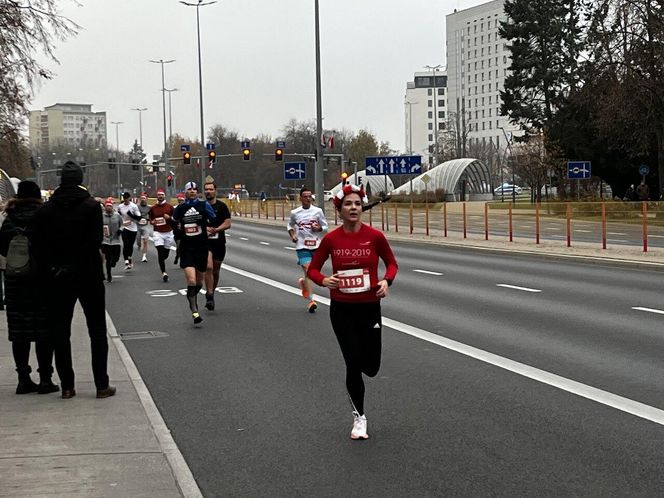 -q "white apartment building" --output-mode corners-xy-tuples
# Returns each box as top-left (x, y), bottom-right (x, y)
(29, 103), (107, 149)
(445, 0), (520, 152)
(404, 71), (448, 167)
